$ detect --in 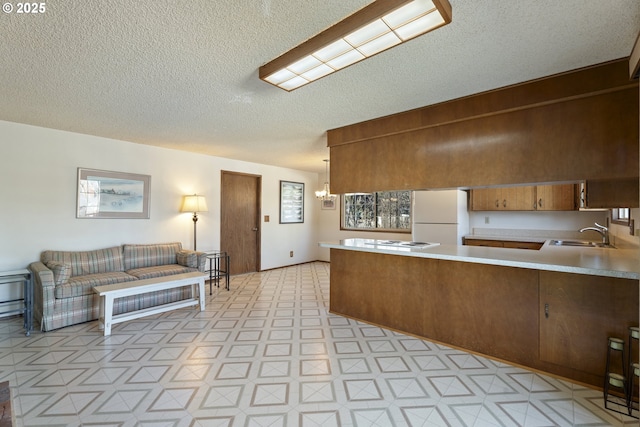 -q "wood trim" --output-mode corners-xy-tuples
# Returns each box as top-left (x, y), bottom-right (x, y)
(630, 31), (640, 79)
(432, 0), (452, 23)
(329, 85), (637, 147)
(328, 59), (636, 147)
